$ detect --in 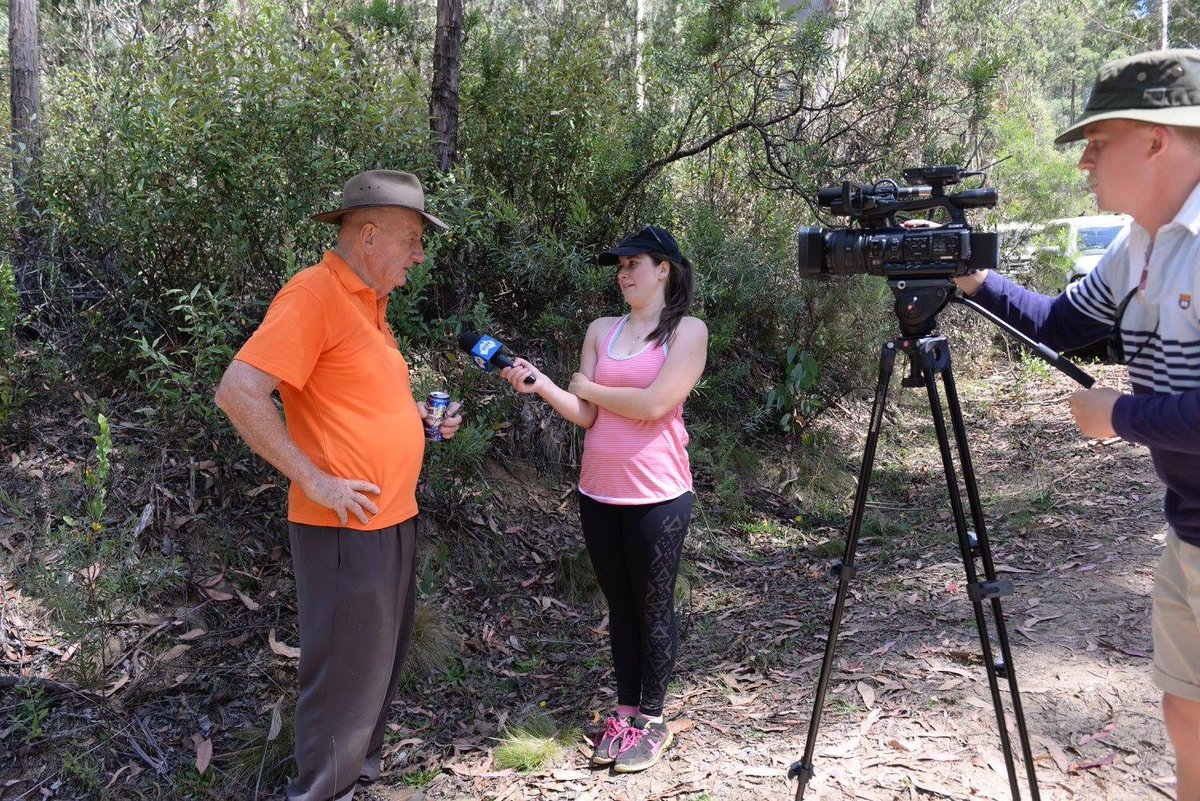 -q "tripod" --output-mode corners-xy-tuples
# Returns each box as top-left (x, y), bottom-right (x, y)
(788, 279), (1094, 801)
